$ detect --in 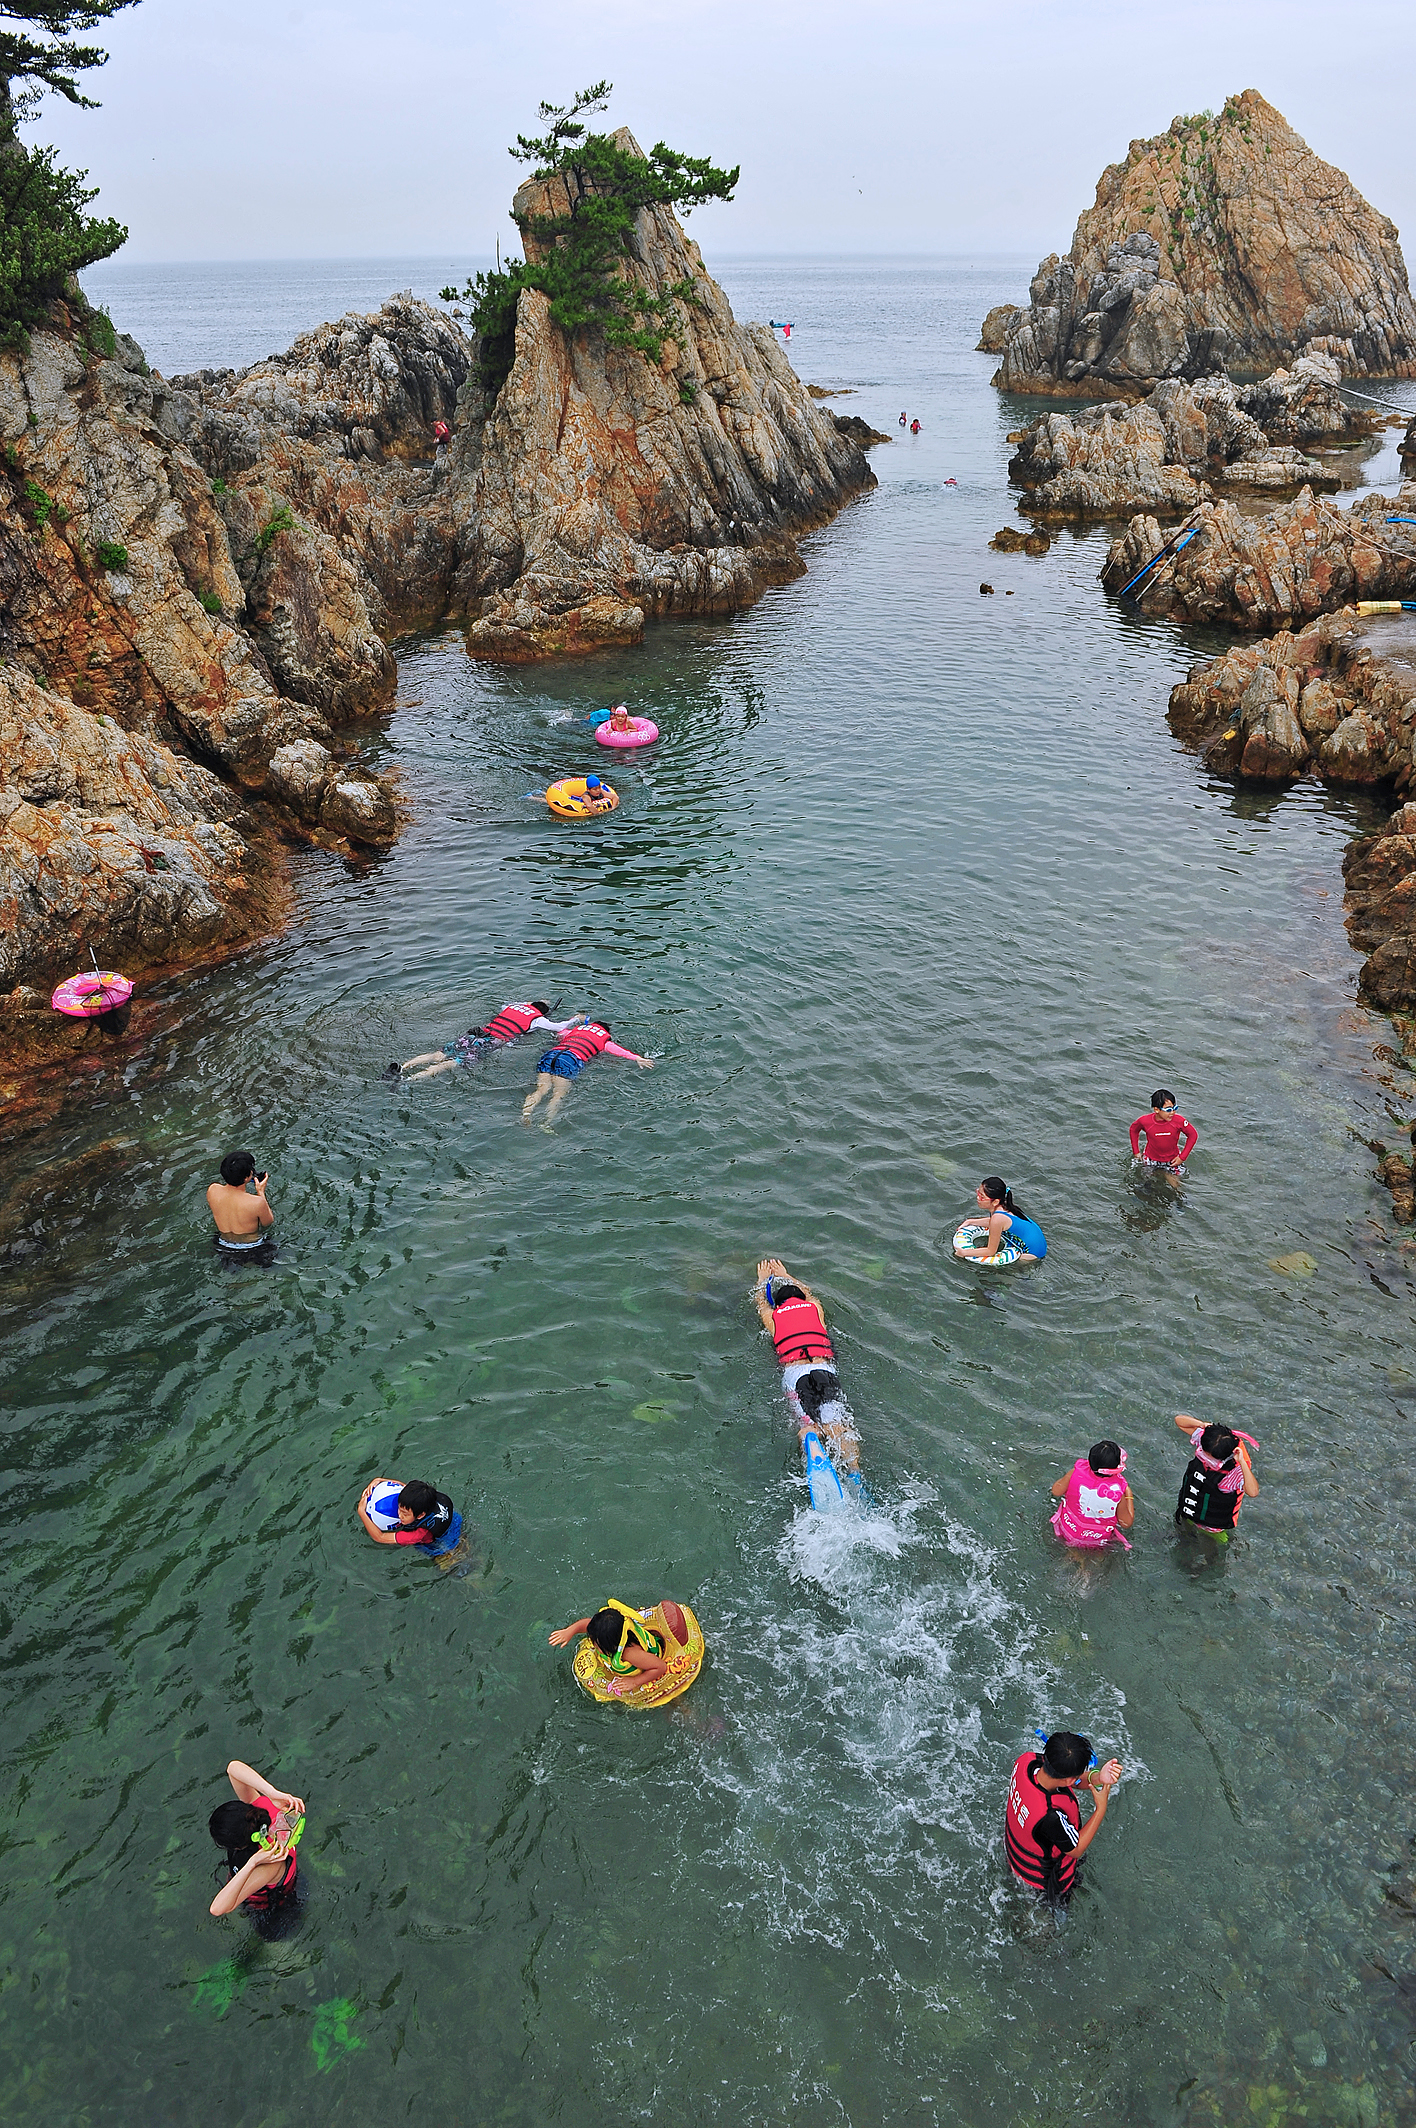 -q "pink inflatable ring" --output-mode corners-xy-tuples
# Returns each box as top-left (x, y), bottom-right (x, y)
(51, 970), (133, 1017)
(596, 714), (659, 750)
